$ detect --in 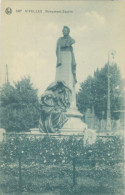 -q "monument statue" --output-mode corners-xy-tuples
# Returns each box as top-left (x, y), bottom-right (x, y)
(39, 81), (71, 133)
(39, 26), (87, 134)
(56, 26), (77, 89)
(55, 26), (77, 109)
